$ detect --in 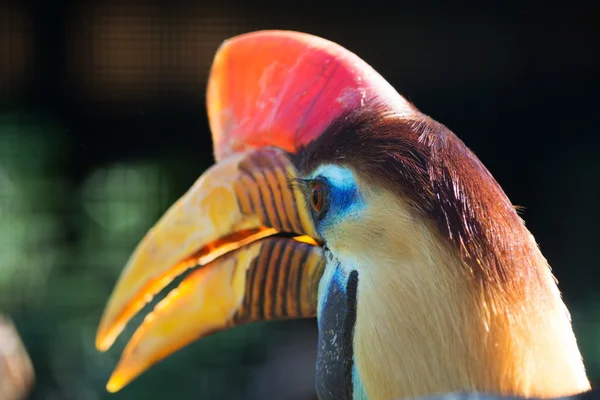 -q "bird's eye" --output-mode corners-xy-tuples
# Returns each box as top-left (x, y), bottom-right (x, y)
(308, 180), (329, 220)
